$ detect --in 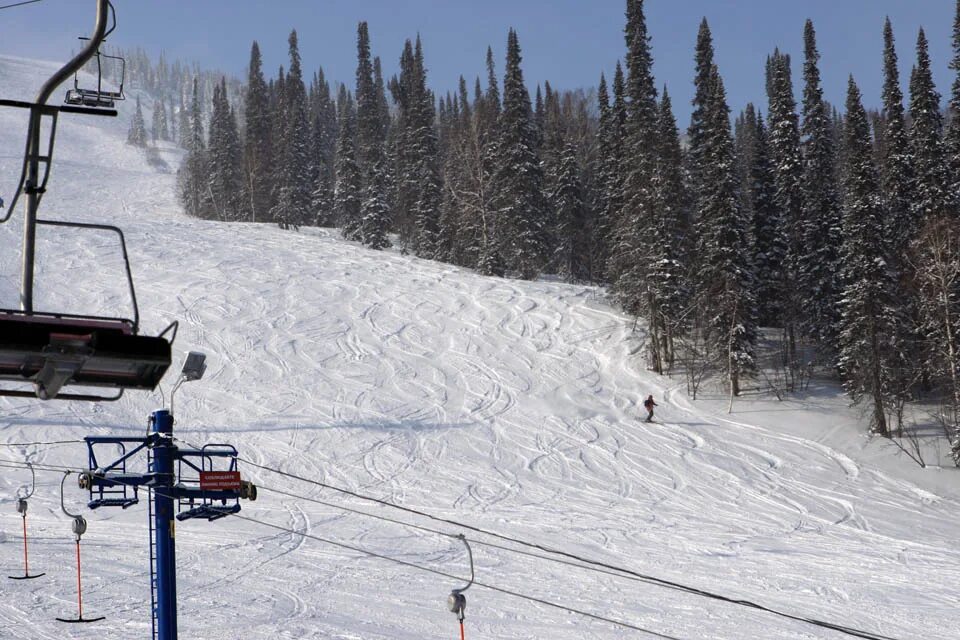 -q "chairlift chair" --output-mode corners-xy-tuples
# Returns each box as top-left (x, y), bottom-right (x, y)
(64, 3), (124, 109)
(0, 0), (174, 402)
(0, 219), (176, 402)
